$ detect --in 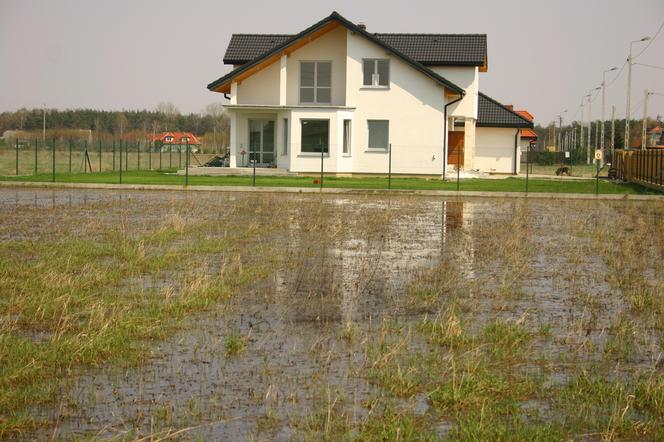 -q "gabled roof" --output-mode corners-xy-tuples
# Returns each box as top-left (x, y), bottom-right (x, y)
(208, 11), (466, 95)
(223, 33), (487, 67)
(477, 93), (533, 128)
